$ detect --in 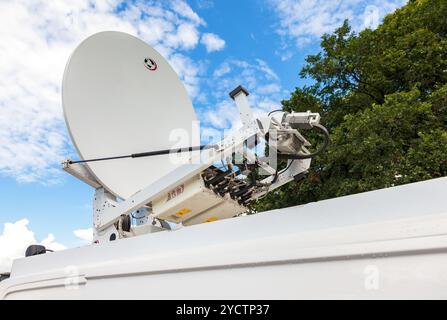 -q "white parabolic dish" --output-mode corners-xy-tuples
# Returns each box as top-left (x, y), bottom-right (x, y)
(62, 31), (197, 199)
